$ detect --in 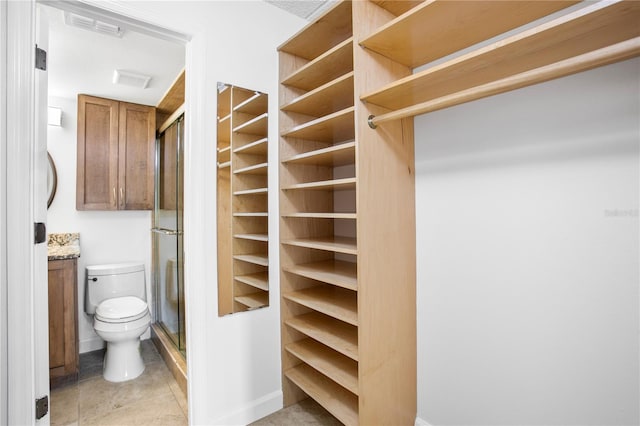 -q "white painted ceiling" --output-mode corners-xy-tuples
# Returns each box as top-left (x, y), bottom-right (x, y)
(264, 0), (334, 20)
(45, 5), (185, 107)
(45, 1), (331, 107)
